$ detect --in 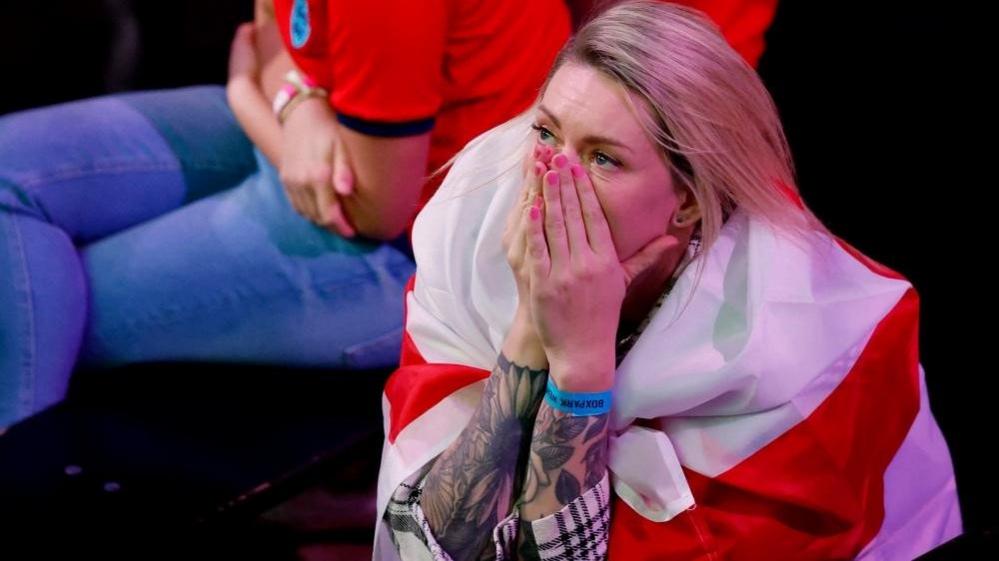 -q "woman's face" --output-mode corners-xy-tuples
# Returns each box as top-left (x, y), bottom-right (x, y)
(530, 62), (694, 261)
